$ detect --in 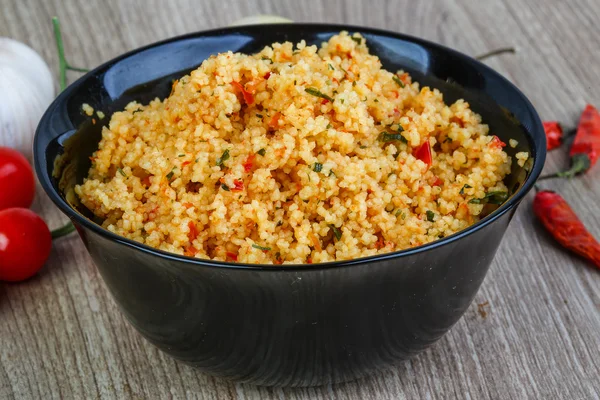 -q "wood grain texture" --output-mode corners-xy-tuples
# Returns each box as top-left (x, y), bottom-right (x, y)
(1, 0), (599, 398)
